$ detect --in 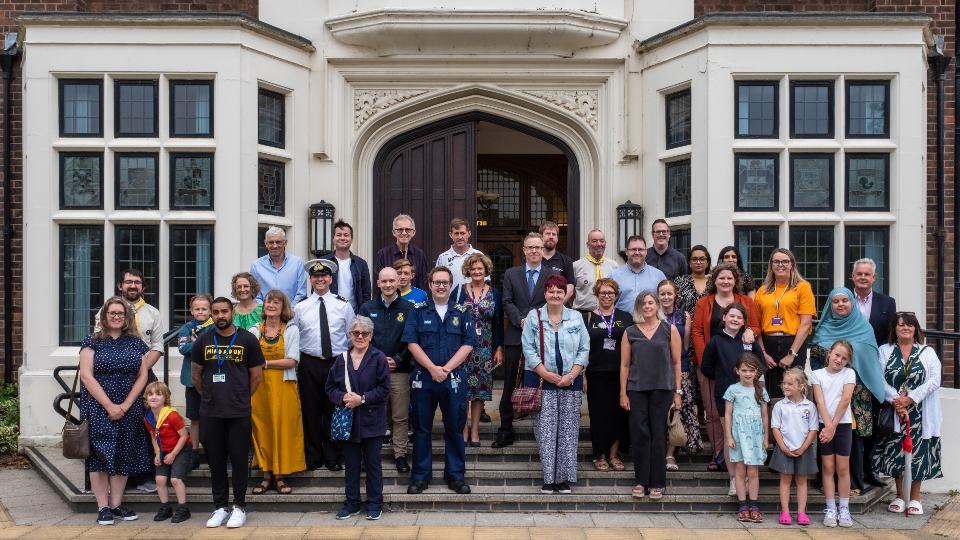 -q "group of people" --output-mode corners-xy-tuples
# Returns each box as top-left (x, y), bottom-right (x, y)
(75, 214), (943, 528)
